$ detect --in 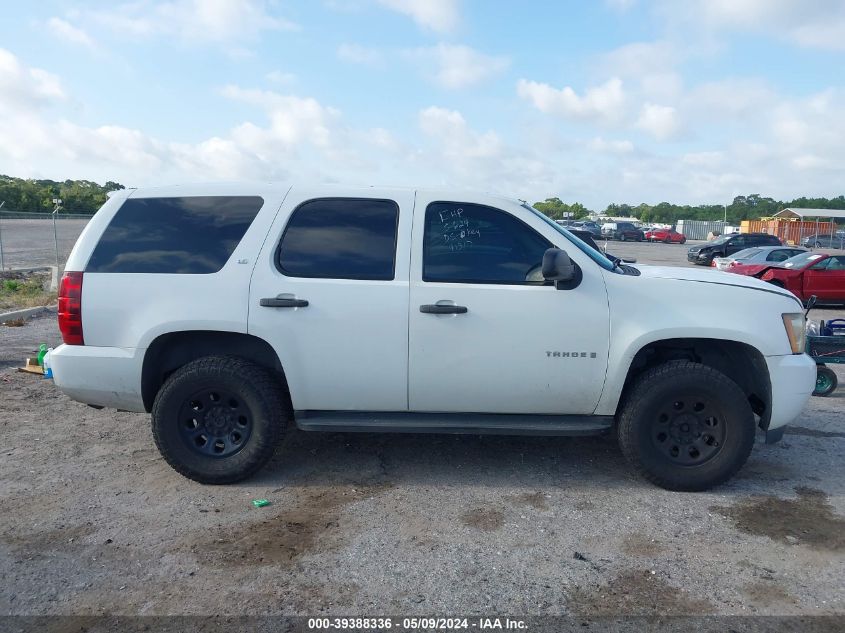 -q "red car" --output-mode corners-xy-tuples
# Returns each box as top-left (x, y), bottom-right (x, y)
(730, 252), (845, 304)
(645, 228), (686, 244)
